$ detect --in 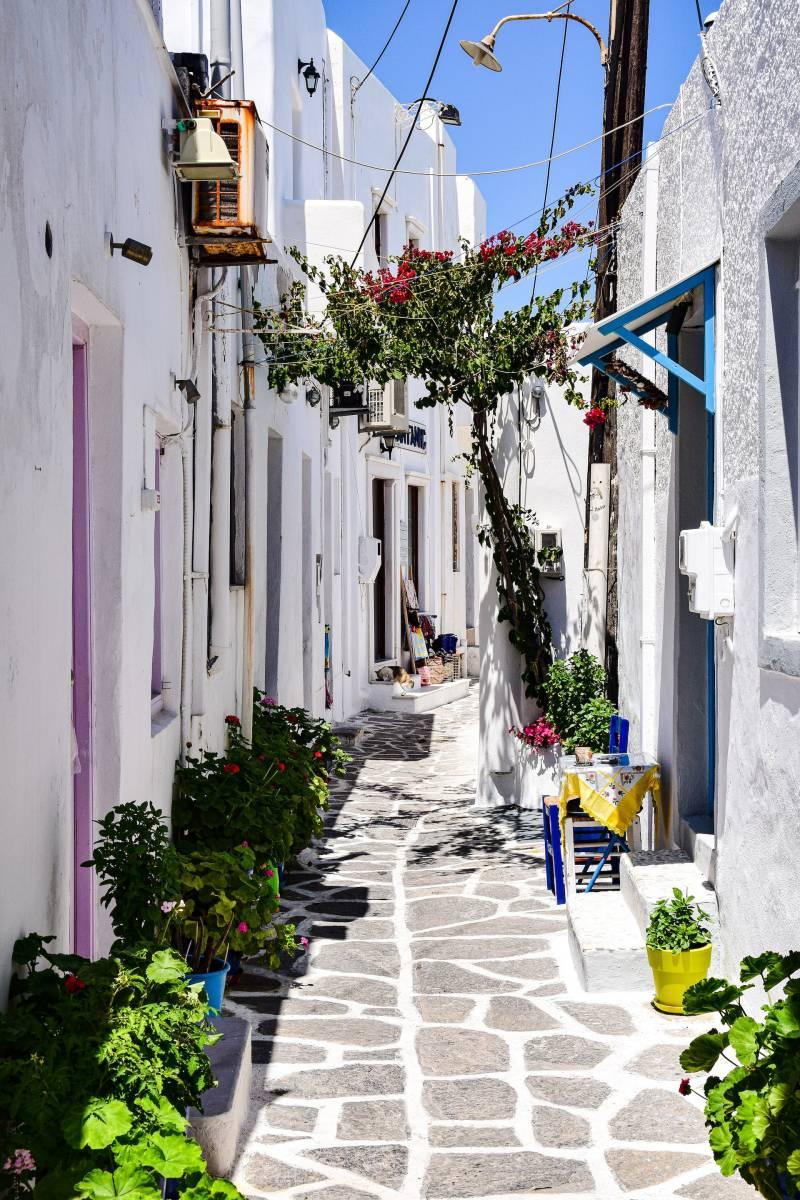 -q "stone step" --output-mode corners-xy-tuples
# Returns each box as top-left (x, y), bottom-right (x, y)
(188, 1016), (251, 1178)
(567, 892), (651, 992)
(366, 677), (470, 713)
(619, 849), (721, 973)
